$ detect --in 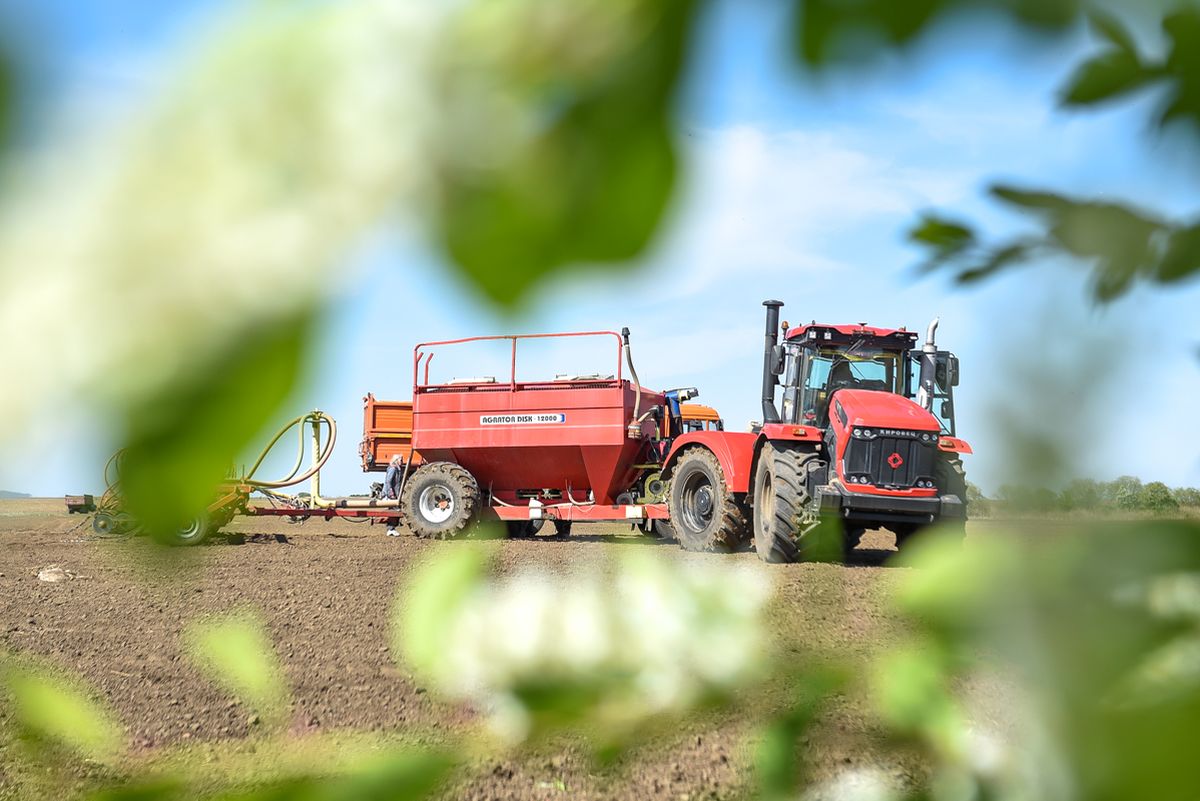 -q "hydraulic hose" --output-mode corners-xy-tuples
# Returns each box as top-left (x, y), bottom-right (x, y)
(622, 327), (644, 439)
(242, 412), (337, 490)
